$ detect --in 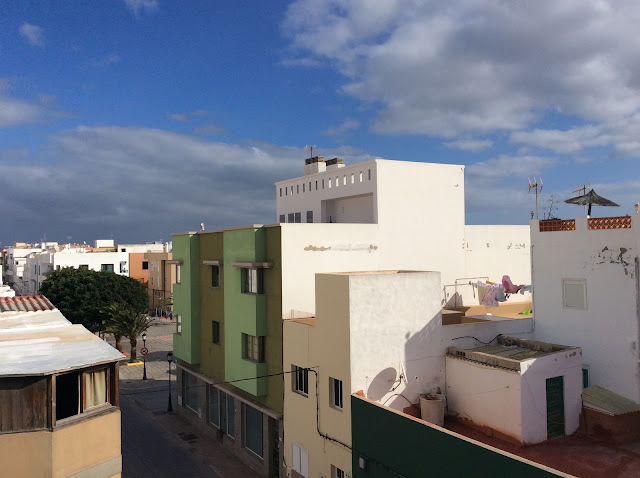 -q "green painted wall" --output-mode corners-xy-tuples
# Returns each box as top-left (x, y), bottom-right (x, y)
(172, 233), (201, 365)
(351, 396), (562, 478)
(199, 231), (225, 381)
(223, 228), (268, 397)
